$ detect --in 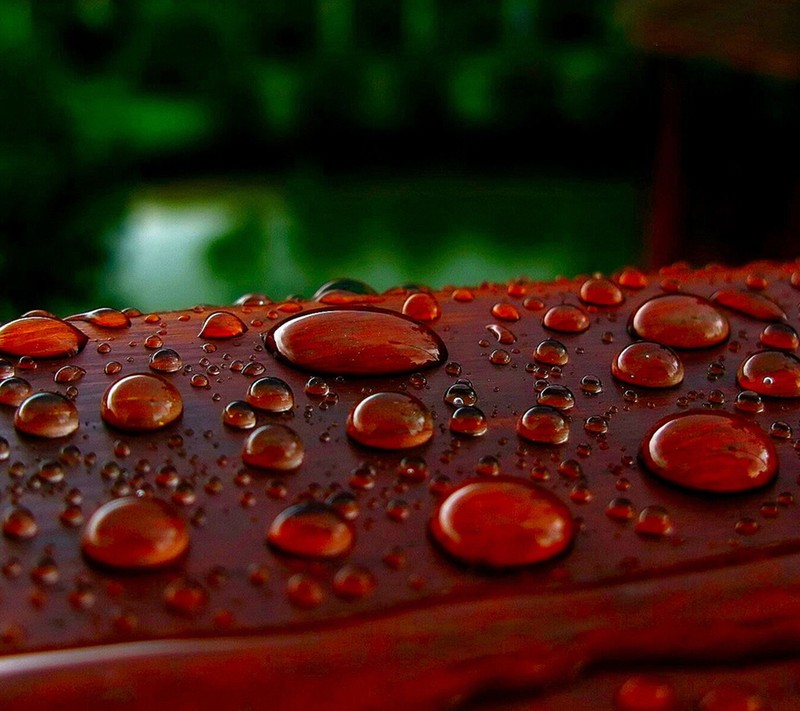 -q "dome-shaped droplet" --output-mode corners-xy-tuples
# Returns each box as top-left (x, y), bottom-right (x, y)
(430, 477), (574, 568)
(536, 384), (575, 411)
(486, 324), (516, 345)
(542, 304), (590, 333)
(634, 505), (674, 538)
(235, 293), (272, 306)
(82, 497), (189, 569)
(449, 406), (488, 436)
(711, 289), (786, 321)
(0, 316), (88, 358)
(580, 375), (603, 395)
(246, 376), (294, 413)
(614, 675), (677, 711)
(222, 400), (257, 430)
(332, 565), (376, 600)
(198, 311), (248, 339)
(735, 390), (764, 413)
(630, 295), (729, 348)
(265, 307), (447, 376)
(579, 277), (624, 306)
(737, 350), (800, 397)
(54, 365), (85, 384)
(402, 292), (441, 322)
(617, 267), (648, 290)
(2, 506), (38, 540)
(640, 411), (778, 492)
(612, 342), (684, 388)
(697, 683), (768, 711)
(0, 377), (31, 406)
(760, 322), (799, 350)
(101, 374), (183, 431)
(606, 497), (636, 521)
(286, 573), (324, 609)
(67, 307), (131, 329)
(490, 302), (521, 322)
(347, 392), (433, 449)
(163, 578), (208, 617)
(534, 338), (569, 365)
(444, 381), (477, 407)
(149, 348), (183, 373)
(313, 278), (377, 300)
(15, 392), (79, 438)
(267, 502), (354, 558)
(517, 406), (570, 444)
(242, 424), (304, 470)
